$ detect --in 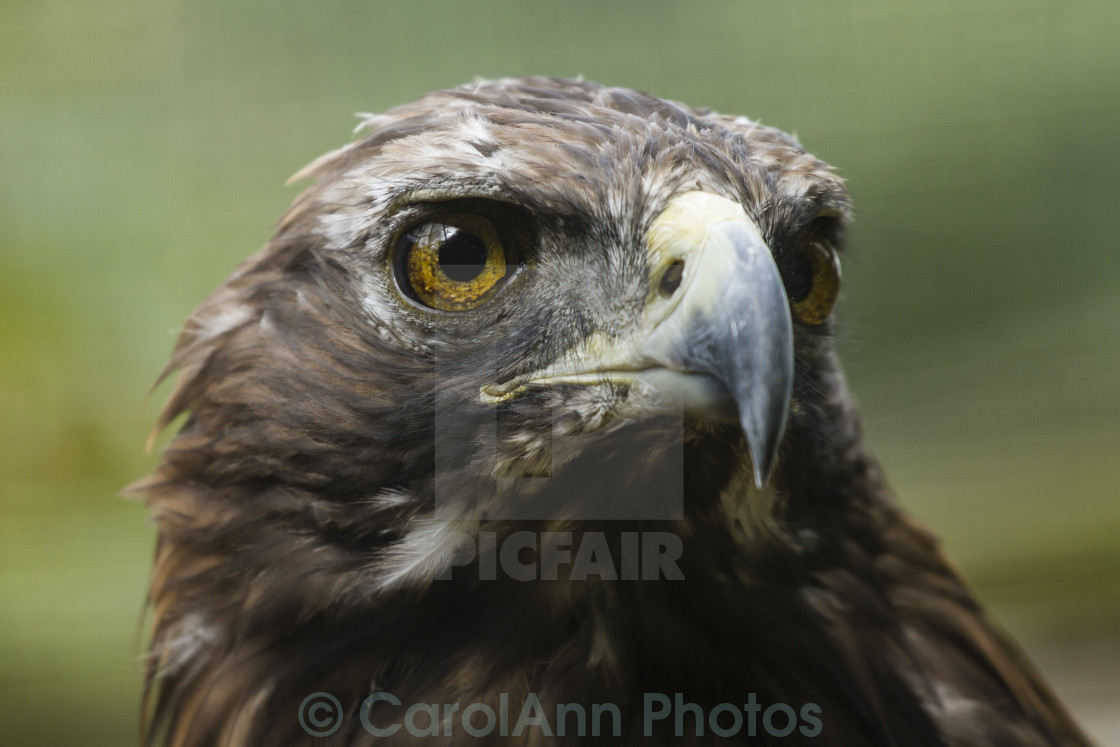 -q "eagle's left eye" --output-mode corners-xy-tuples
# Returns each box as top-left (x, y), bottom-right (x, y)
(783, 218), (842, 326)
(788, 238), (841, 325)
(396, 213), (510, 311)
